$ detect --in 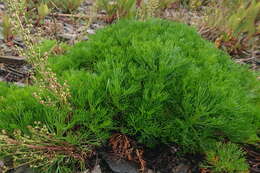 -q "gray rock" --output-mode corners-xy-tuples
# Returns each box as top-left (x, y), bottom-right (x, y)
(14, 82), (26, 87)
(172, 164), (191, 173)
(0, 160), (4, 167)
(255, 58), (260, 64)
(82, 36), (89, 41)
(147, 169), (155, 173)
(91, 165), (102, 173)
(0, 3), (4, 10)
(87, 29), (95, 35)
(63, 23), (74, 33)
(102, 153), (139, 173)
(8, 166), (35, 173)
(0, 160), (4, 173)
(58, 33), (77, 41)
(0, 76), (5, 82)
(90, 23), (105, 30)
(79, 170), (90, 173)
